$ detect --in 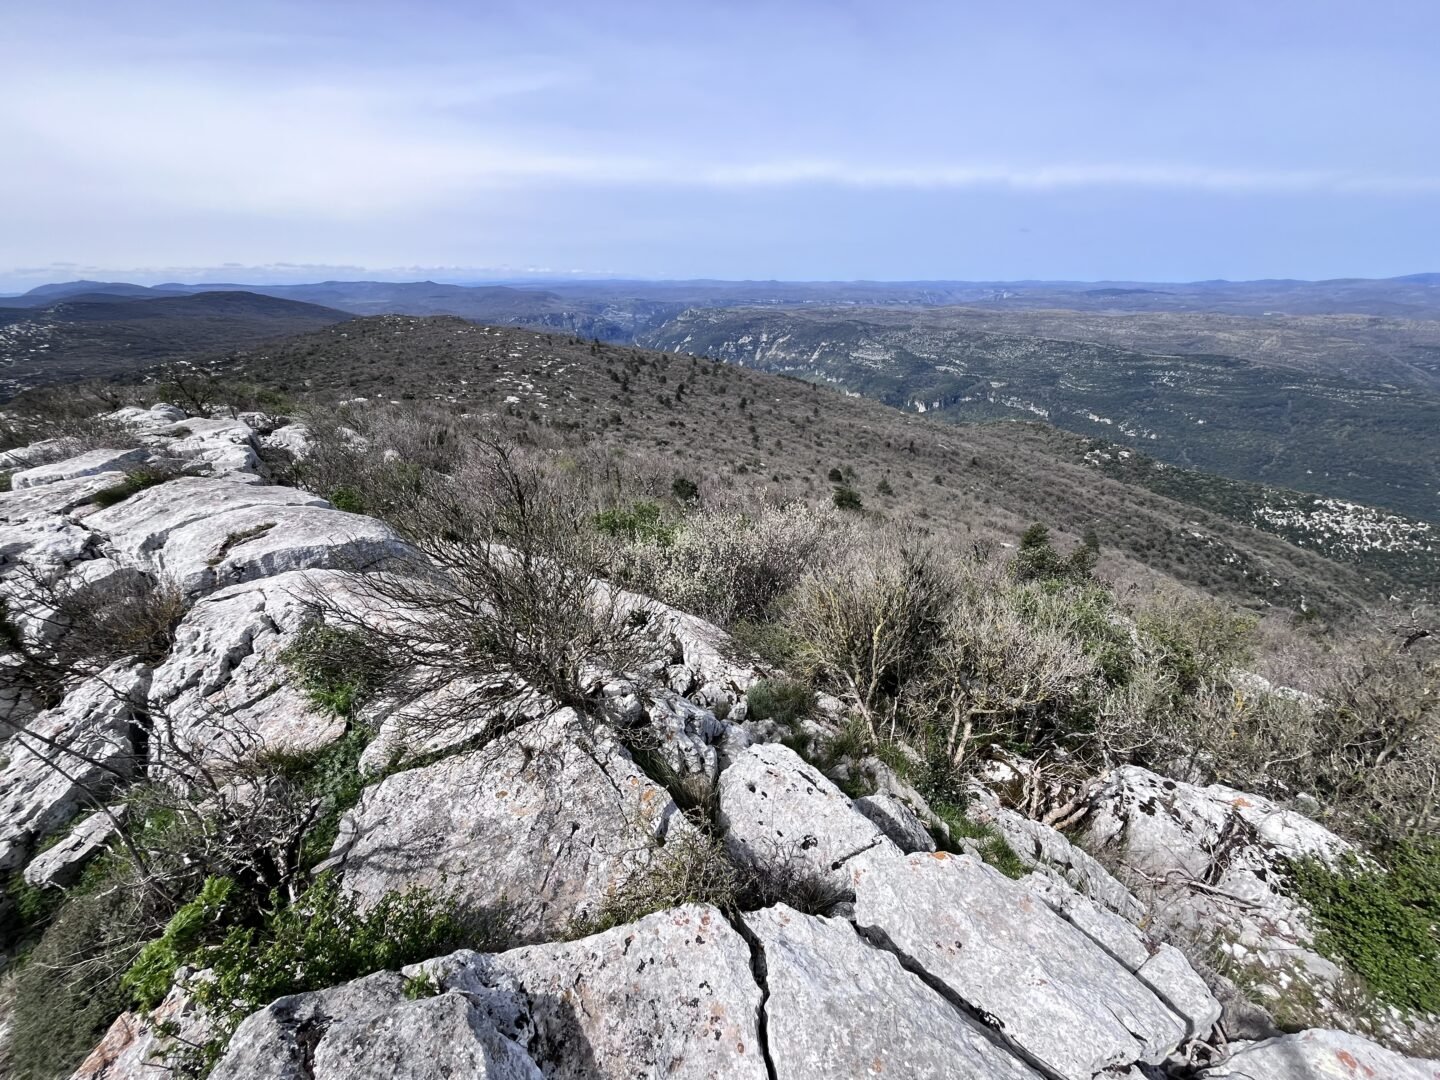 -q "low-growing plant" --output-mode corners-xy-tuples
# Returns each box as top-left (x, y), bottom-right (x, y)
(123, 876), (236, 1011)
(1286, 840), (1440, 1014)
(744, 677), (815, 727)
(125, 873), (487, 1074)
(593, 499), (675, 544)
(90, 465), (175, 508)
(832, 484), (863, 512)
(279, 622), (391, 717)
(327, 485), (366, 513)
